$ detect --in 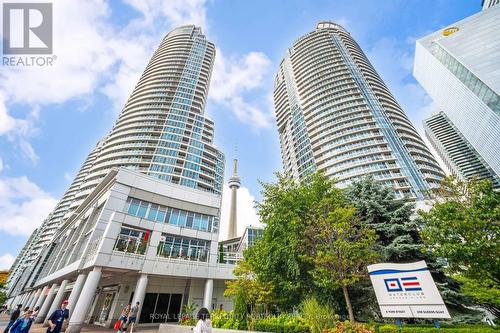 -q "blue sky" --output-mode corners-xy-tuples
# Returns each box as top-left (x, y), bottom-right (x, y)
(0, 0), (480, 269)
